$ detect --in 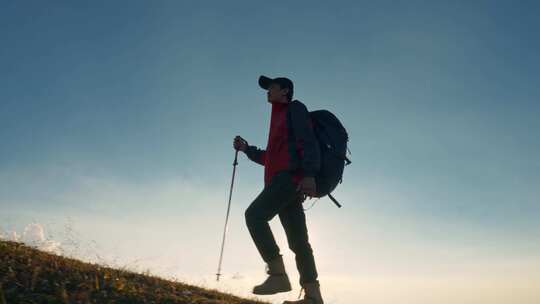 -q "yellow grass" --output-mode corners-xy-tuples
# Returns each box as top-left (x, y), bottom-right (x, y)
(0, 240), (270, 304)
